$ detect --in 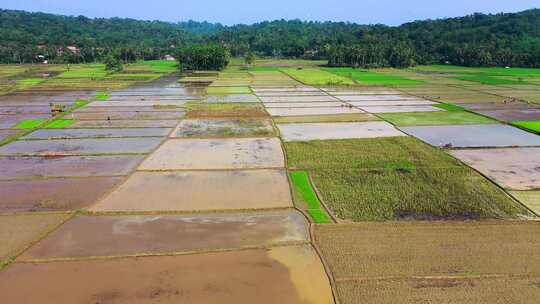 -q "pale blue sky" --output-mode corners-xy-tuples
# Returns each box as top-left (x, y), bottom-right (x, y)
(2, 0), (539, 25)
